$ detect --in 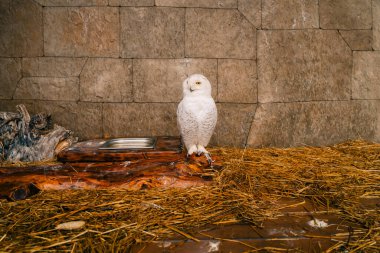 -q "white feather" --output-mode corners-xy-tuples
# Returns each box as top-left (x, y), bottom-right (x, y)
(177, 74), (217, 155)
